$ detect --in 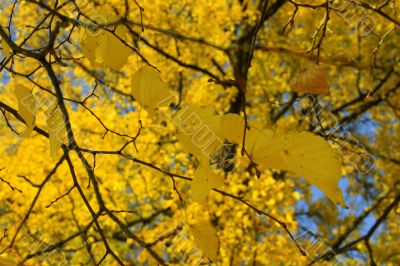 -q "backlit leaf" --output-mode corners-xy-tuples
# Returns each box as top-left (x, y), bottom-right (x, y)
(131, 66), (173, 111)
(101, 26), (132, 69)
(174, 104), (222, 157)
(14, 84), (37, 137)
(217, 113), (245, 143)
(46, 105), (68, 159)
(192, 156), (224, 203)
(80, 25), (131, 70)
(244, 123), (274, 155)
(189, 219), (220, 261)
(252, 131), (346, 207)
